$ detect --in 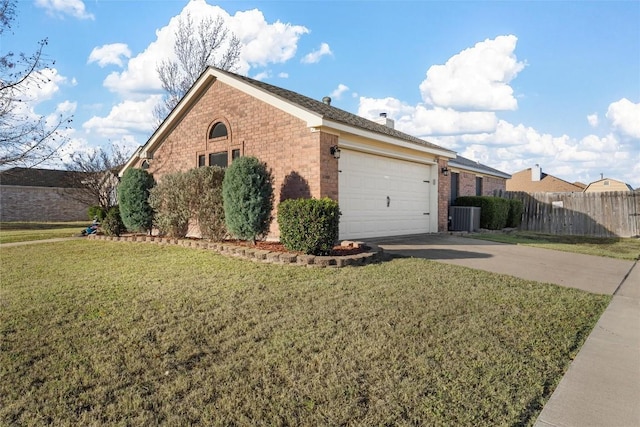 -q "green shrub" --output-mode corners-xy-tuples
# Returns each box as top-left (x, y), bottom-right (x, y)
(88, 205), (107, 221)
(118, 168), (155, 233)
(455, 196), (510, 230)
(148, 171), (191, 238)
(188, 166), (226, 241)
(278, 198), (341, 255)
(222, 157), (274, 243)
(102, 206), (125, 237)
(507, 199), (524, 228)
